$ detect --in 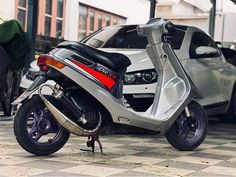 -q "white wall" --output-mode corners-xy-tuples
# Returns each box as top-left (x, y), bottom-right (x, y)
(172, 1), (195, 16)
(217, 13), (236, 42)
(171, 18), (209, 33)
(64, 0), (80, 40)
(214, 14), (224, 41)
(157, 1), (209, 34)
(217, 0), (236, 12)
(0, 0), (15, 21)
